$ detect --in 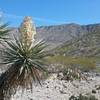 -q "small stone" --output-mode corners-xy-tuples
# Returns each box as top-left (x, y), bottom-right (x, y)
(59, 90), (66, 94)
(96, 85), (100, 90)
(46, 86), (49, 88)
(63, 84), (67, 88)
(47, 96), (50, 98)
(92, 89), (96, 94)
